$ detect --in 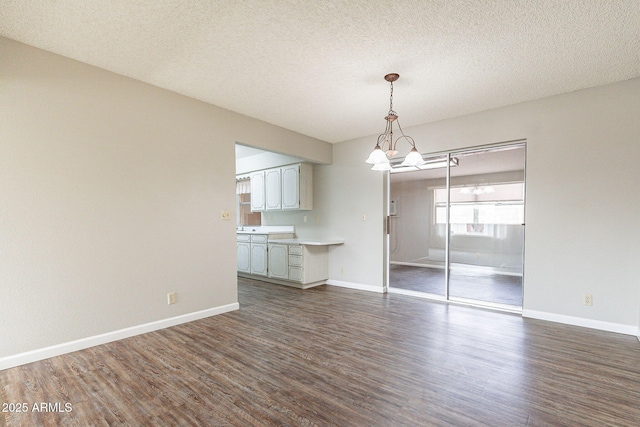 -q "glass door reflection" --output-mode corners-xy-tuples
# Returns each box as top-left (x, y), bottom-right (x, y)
(447, 147), (525, 308)
(389, 155), (448, 297)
